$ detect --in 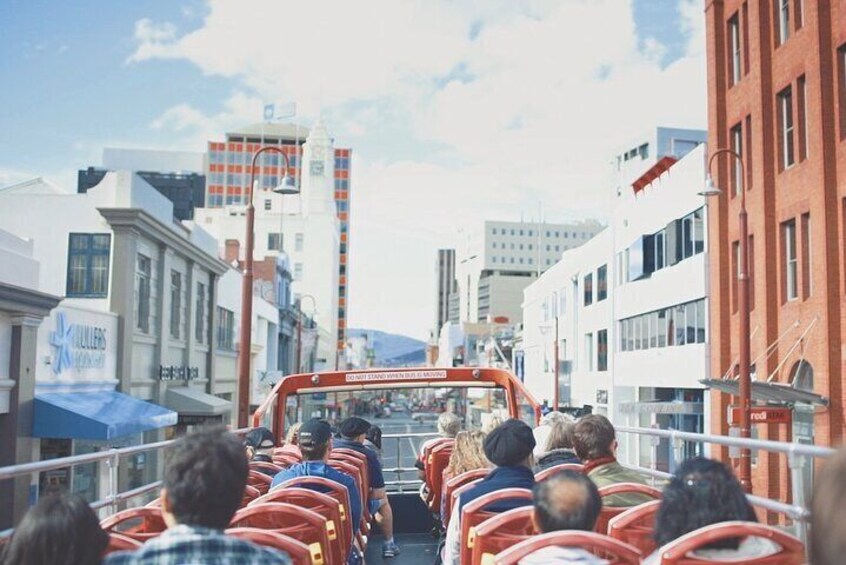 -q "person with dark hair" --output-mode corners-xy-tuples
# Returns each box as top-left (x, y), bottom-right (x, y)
(105, 426), (290, 564)
(572, 414), (649, 507)
(364, 425), (383, 463)
(270, 418), (362, 560)
(812, 447), (846, 565)
(519, 470), (607, 564)
(644, 457), (778, 564)
(1, 493), (107, 565)
(443, 419), (537, 565)
(335, 416), (399, 558)
(535, 420), (580, 471)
